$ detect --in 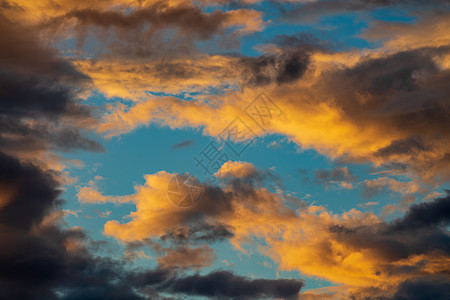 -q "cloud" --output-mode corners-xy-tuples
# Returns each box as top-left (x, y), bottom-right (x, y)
(42, 1), (266, 60)
(215, 160), (257, 178)
(281, 0), (447, 23)
(0, 12), (103, 160)
(160, 270), (304, 299)
(0, 139), (303, 299)
(1, 1), (449, 298)
(362, 177), (420, 197)
(160, 222), (235, 244)
(170, 139), (194, 149)
(388, 191), (450, 231)
(82, 163), (449, 298)
(156, 245), (216, 270)
(77, 185), (134, 204)
(239, 48), (311, 86)
(362, 11), (450, 51)
(393, 275), (450, 300)
(314, 166), (356, 189)
(0, 152), (137, 299)
(94, 43), (450, 185)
